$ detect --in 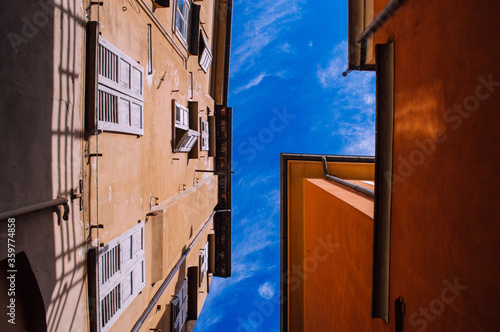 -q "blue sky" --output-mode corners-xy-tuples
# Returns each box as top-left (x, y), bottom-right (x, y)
(194, 0), (375, 331)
